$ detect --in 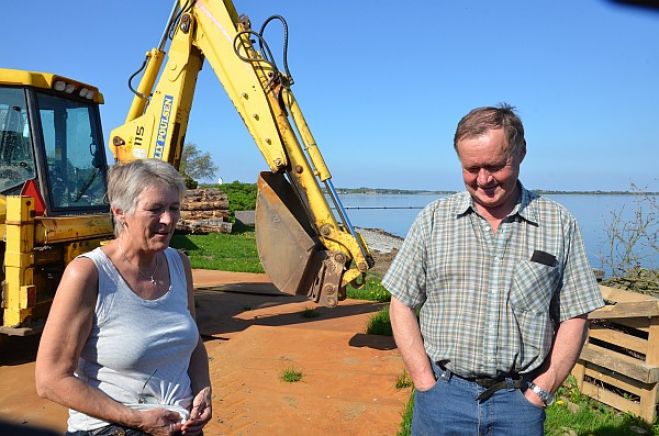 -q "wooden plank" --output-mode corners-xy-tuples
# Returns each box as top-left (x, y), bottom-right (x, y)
(579, 344), (659, 383)
(599, 286), (658, 304)
(611, 318), (650, 333)
(589, 325), (648, 356)
(583, 365), (646, 396)
(639, 383), (658, 423)
(581, 381), (641, 416)
(589, 301), (659, 319)
(648, 317), (659, 367)
(571, 362), (585, 390)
